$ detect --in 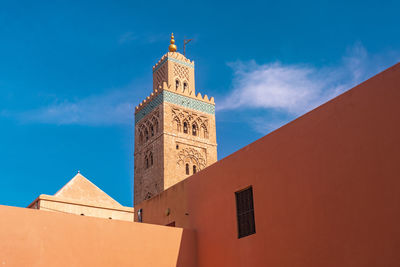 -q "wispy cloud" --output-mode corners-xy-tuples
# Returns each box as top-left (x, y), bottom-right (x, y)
(218, 43), (399, 133)
(3, 43), (397, 129)
(7, 87), (143, 126)
(118, 32), (137, 44)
